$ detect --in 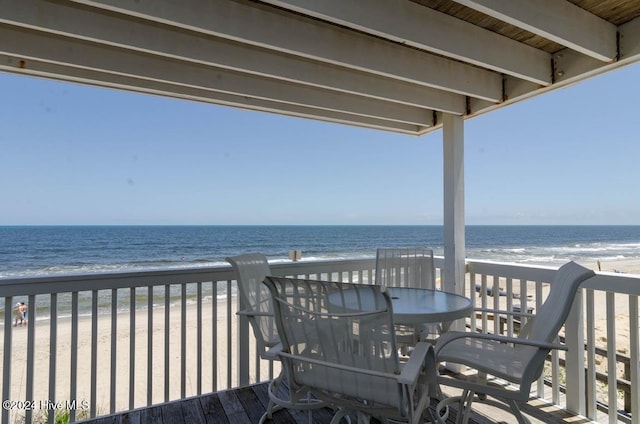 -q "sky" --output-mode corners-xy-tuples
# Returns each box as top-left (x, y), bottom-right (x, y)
(1, 64), (639, 226)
